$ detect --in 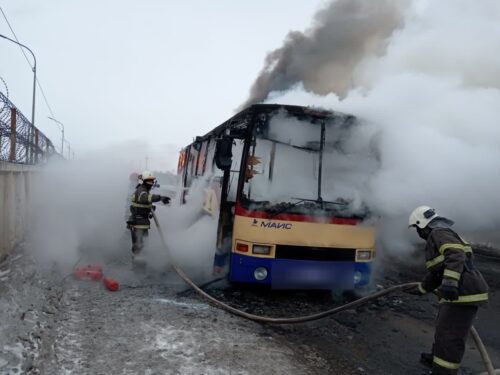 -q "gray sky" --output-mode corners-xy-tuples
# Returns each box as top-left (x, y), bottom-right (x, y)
(0, 0), (326, 170)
